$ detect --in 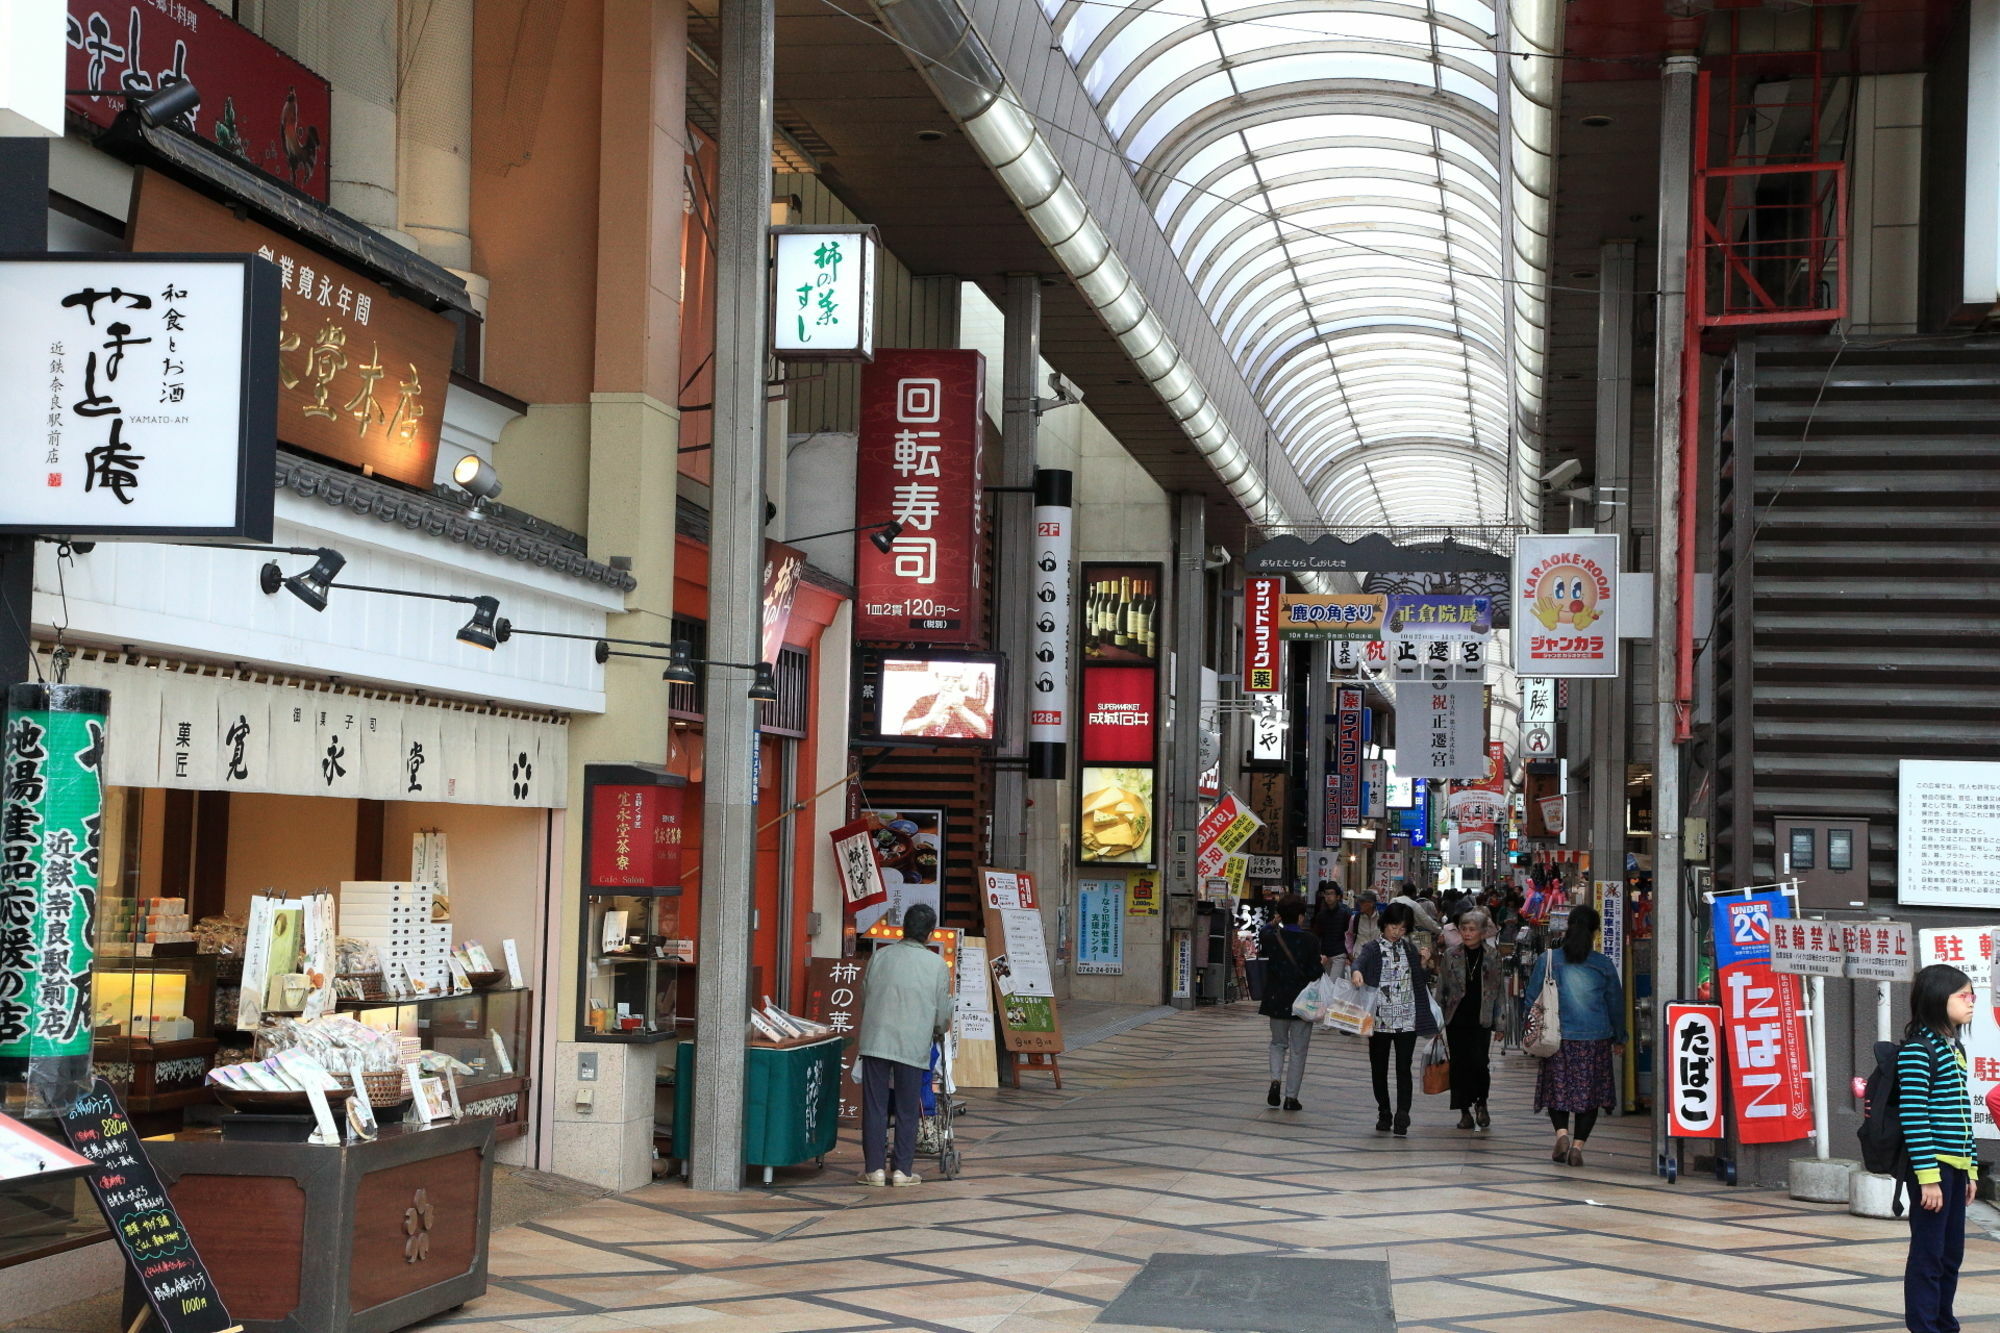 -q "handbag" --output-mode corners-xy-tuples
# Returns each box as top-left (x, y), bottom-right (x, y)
(1421, 1034), (1451, 1095)
(1523, 953), (1564, 1058)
